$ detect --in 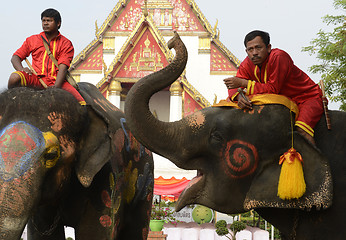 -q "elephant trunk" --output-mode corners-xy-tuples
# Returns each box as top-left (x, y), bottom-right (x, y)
(125, 32), (192, 167)
(0, 172), (43, 239)
(0, 122), (49, 239)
